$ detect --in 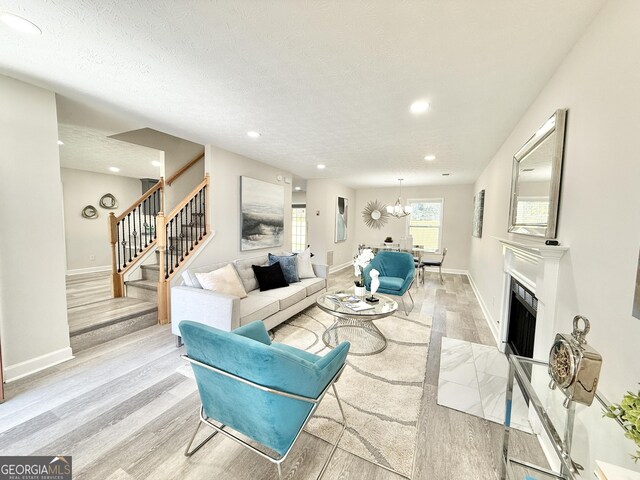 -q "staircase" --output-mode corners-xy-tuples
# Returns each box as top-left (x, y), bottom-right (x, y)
(67, 155), (208, 353)
(110, 171), (210, 325)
